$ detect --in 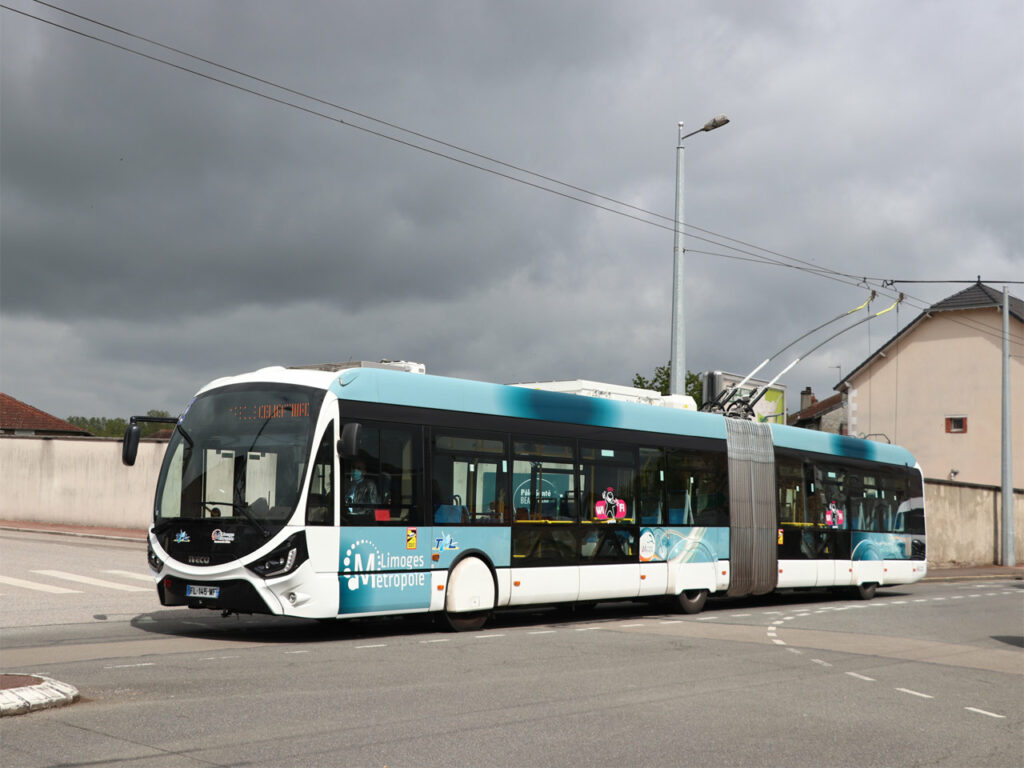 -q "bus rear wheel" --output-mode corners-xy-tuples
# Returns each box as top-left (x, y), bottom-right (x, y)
(853, 582), (877, 600)
(443, 608), (490, 632)
(675, 589), (708, 615)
